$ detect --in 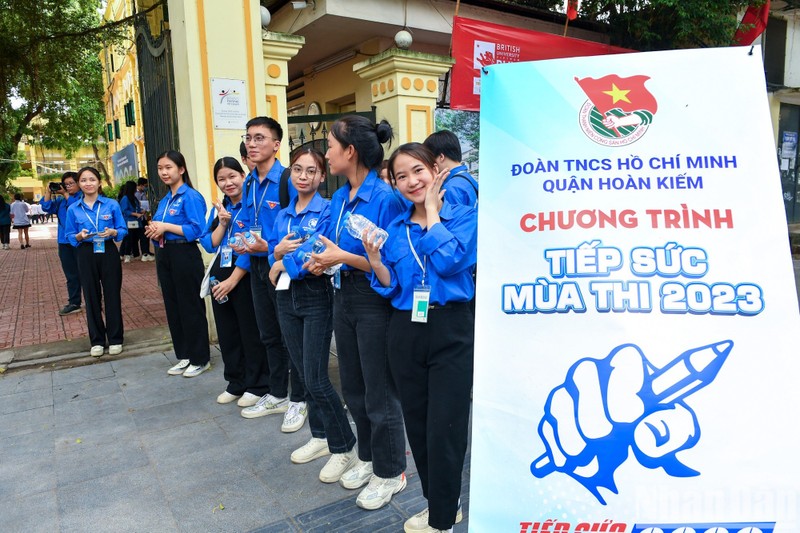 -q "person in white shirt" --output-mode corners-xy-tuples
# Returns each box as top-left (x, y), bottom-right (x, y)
(10, 193), (31, 249)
